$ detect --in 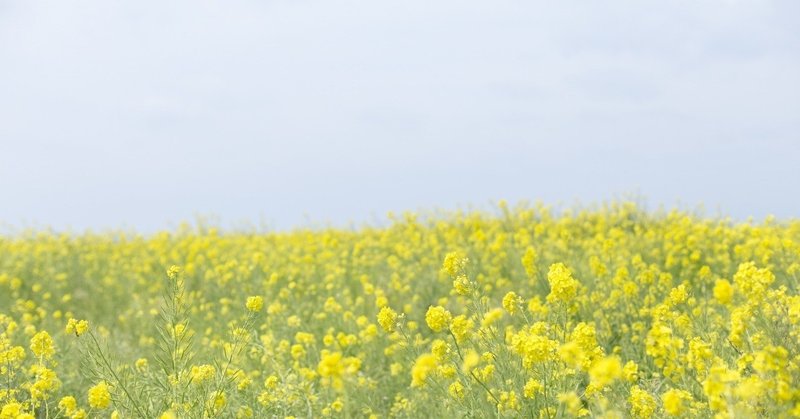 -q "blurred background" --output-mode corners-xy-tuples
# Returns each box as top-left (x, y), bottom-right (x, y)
(1, 0), (798, 232)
